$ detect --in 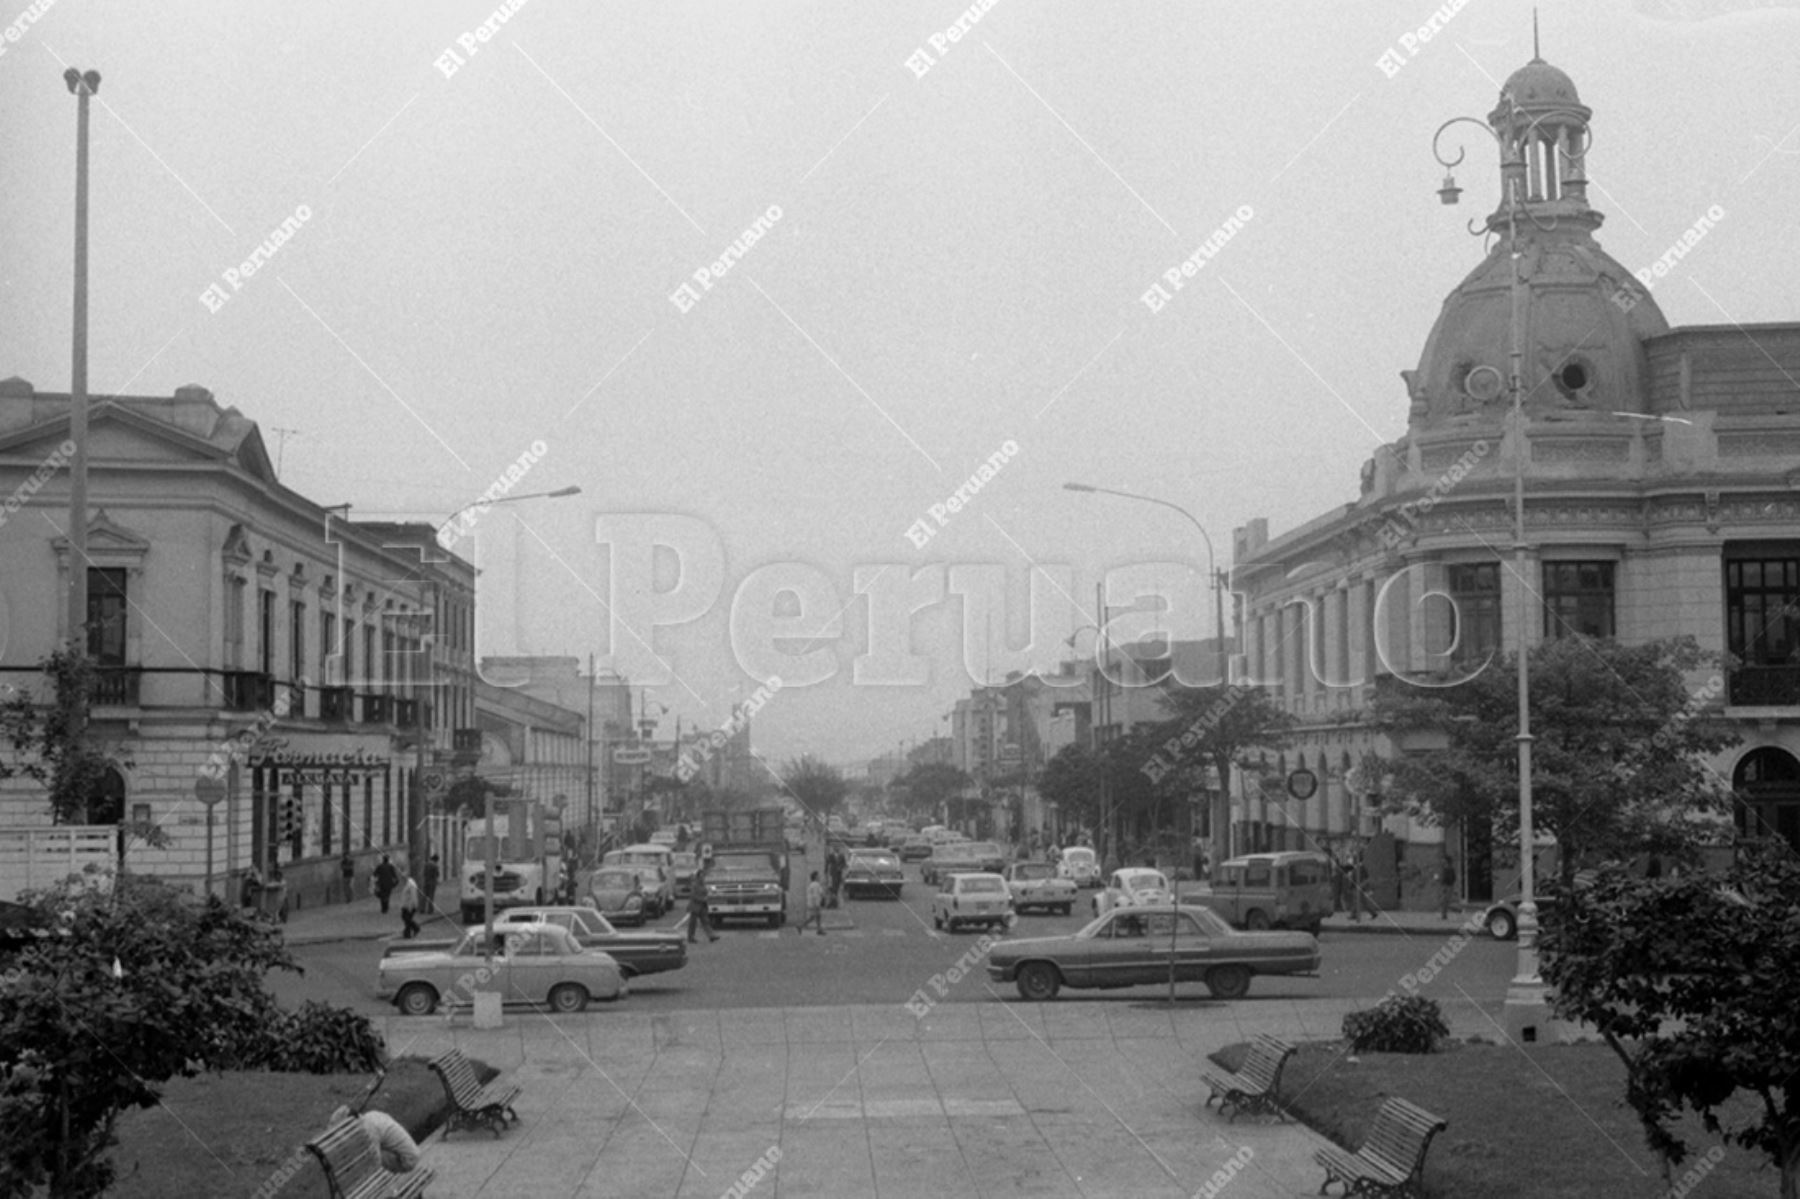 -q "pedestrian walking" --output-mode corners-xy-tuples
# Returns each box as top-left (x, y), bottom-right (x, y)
(338, 851), (356, 906)
(372, 853), (399, 914)
(825, 846), (845, 909)
(398, 874), (421, 939)
(1438, 854), (1457, 920)
(798, 871), (826, 935)
(239, 864), (263, 910)
(687, 864), (720, 943)
(421, 854), (440, 914)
